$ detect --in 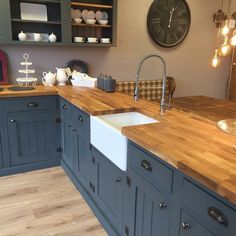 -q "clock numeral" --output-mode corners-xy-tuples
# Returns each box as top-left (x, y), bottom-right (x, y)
(153, 24), (162, 35)
(160, 0), (168, 10)
(177, 8), (186, 17)
(166, 33), (171, 44)
(158, 30), (165, 42)
(152, 17), (161, 24)
(177, 25), (185, 34)
(173, 32), (179, 41)
(178, 18), (188, 25)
